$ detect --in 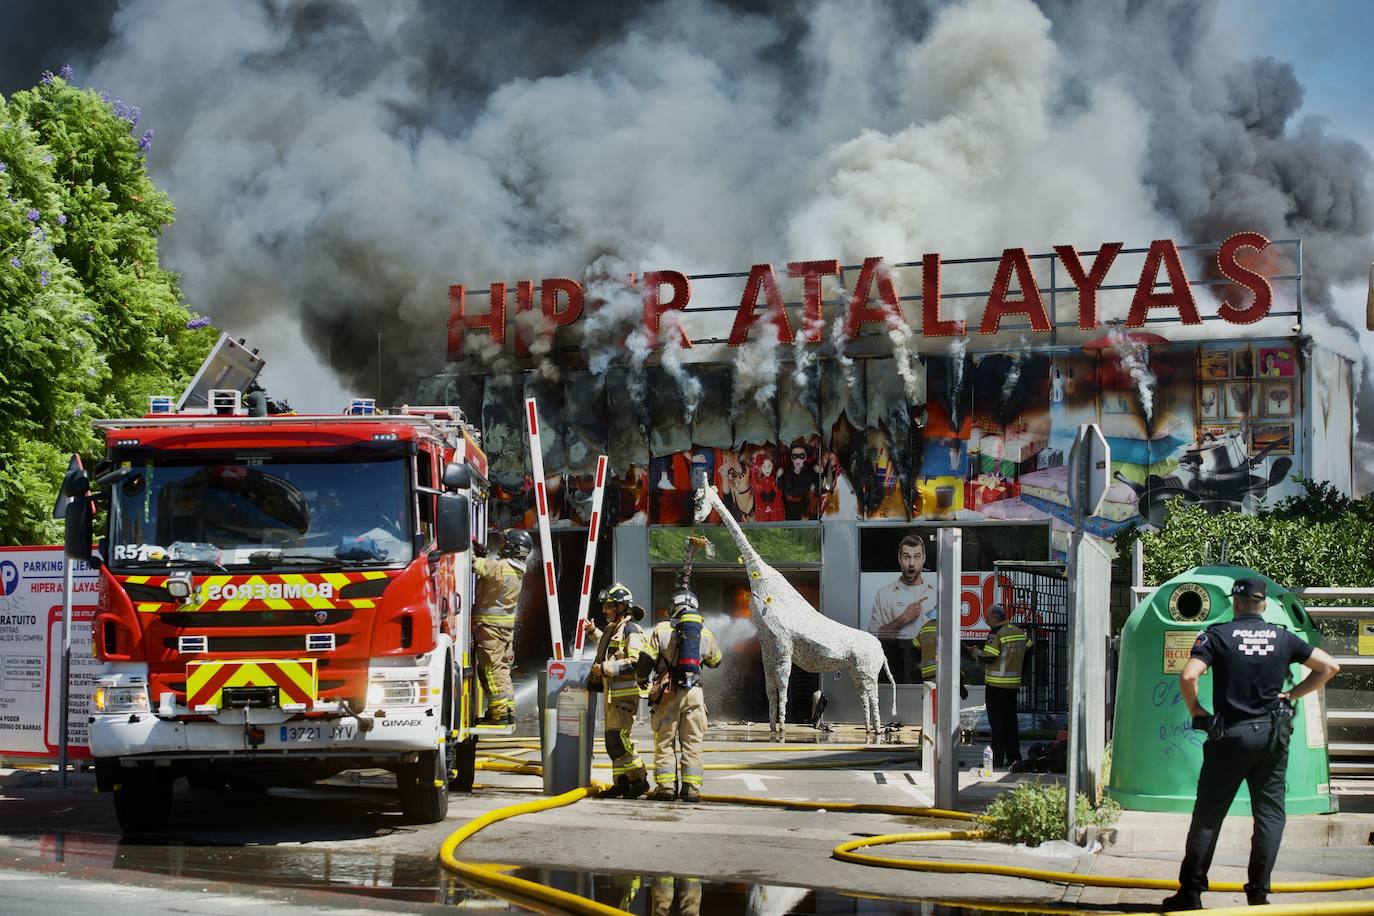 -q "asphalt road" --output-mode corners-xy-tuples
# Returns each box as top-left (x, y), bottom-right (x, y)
(2, 727), (1371, 915)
